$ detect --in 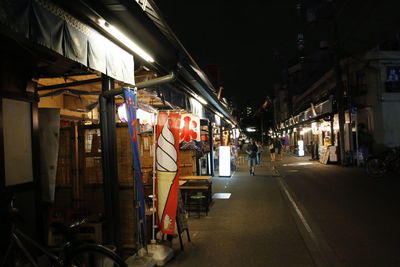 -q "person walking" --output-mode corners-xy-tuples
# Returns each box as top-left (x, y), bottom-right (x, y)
(284, 135), (290, 152)
(268, 139), (276, 162)
(275, 137), (283, 160)
(256, 140), (263, 165)
(246, 139), (258, 175)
